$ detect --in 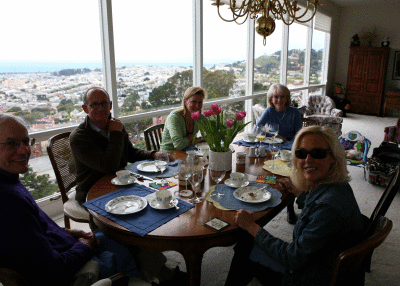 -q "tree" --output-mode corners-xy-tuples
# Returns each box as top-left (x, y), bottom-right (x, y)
(7, 106), (22, 113)
(167, 69), (193, 97)
(203, 70), (236, 99)
(148, 82), (177, 108)
(120, 91), (140, 114)
(20, 167), (58, 200)
(57, 99), (75, 113)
